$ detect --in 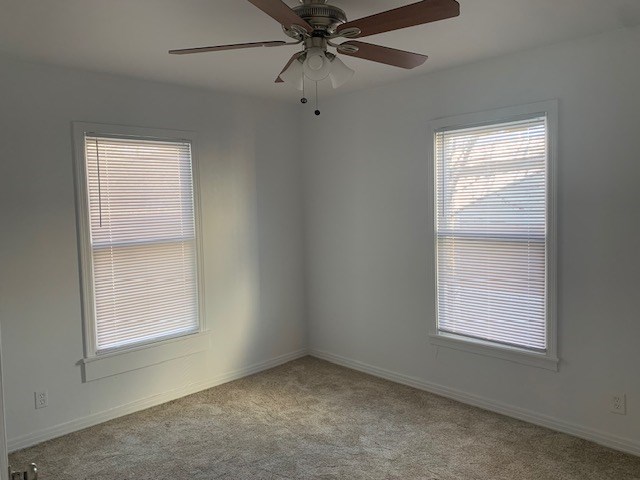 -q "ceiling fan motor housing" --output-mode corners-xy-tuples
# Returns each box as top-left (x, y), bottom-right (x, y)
(286, 0), (347, 36)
